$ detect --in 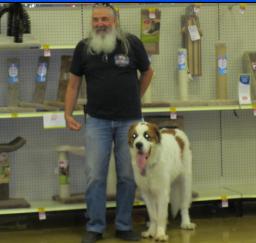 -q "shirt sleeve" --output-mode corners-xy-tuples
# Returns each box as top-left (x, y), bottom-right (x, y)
(129, 34), (150, 72)
(70, 40), (85, 76)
